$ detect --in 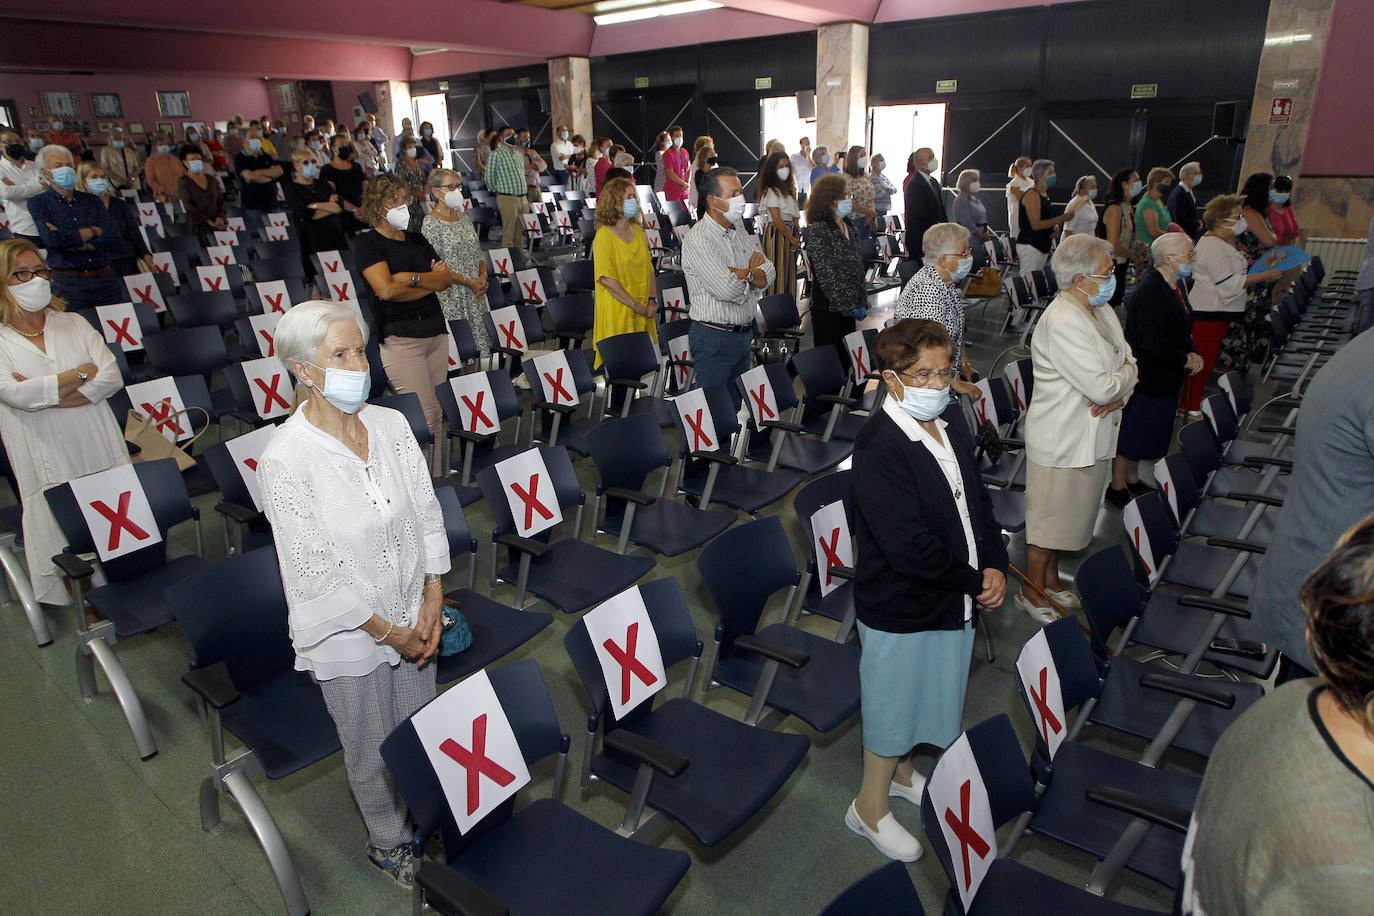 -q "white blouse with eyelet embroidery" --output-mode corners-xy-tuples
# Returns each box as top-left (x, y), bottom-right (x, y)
(259, 404), (450, 680)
